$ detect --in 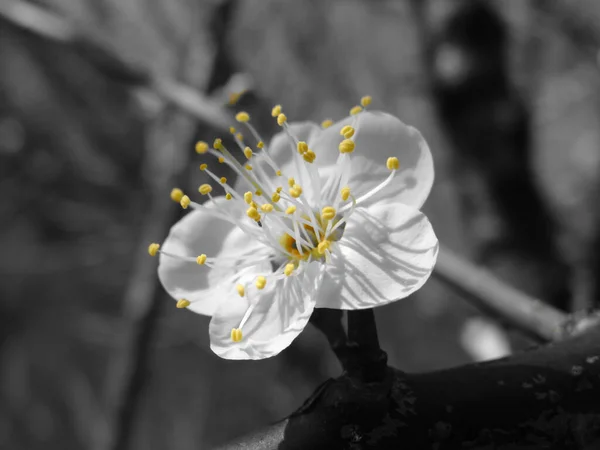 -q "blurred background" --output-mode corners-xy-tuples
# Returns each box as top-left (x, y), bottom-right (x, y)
(1, 0), (600, 448)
